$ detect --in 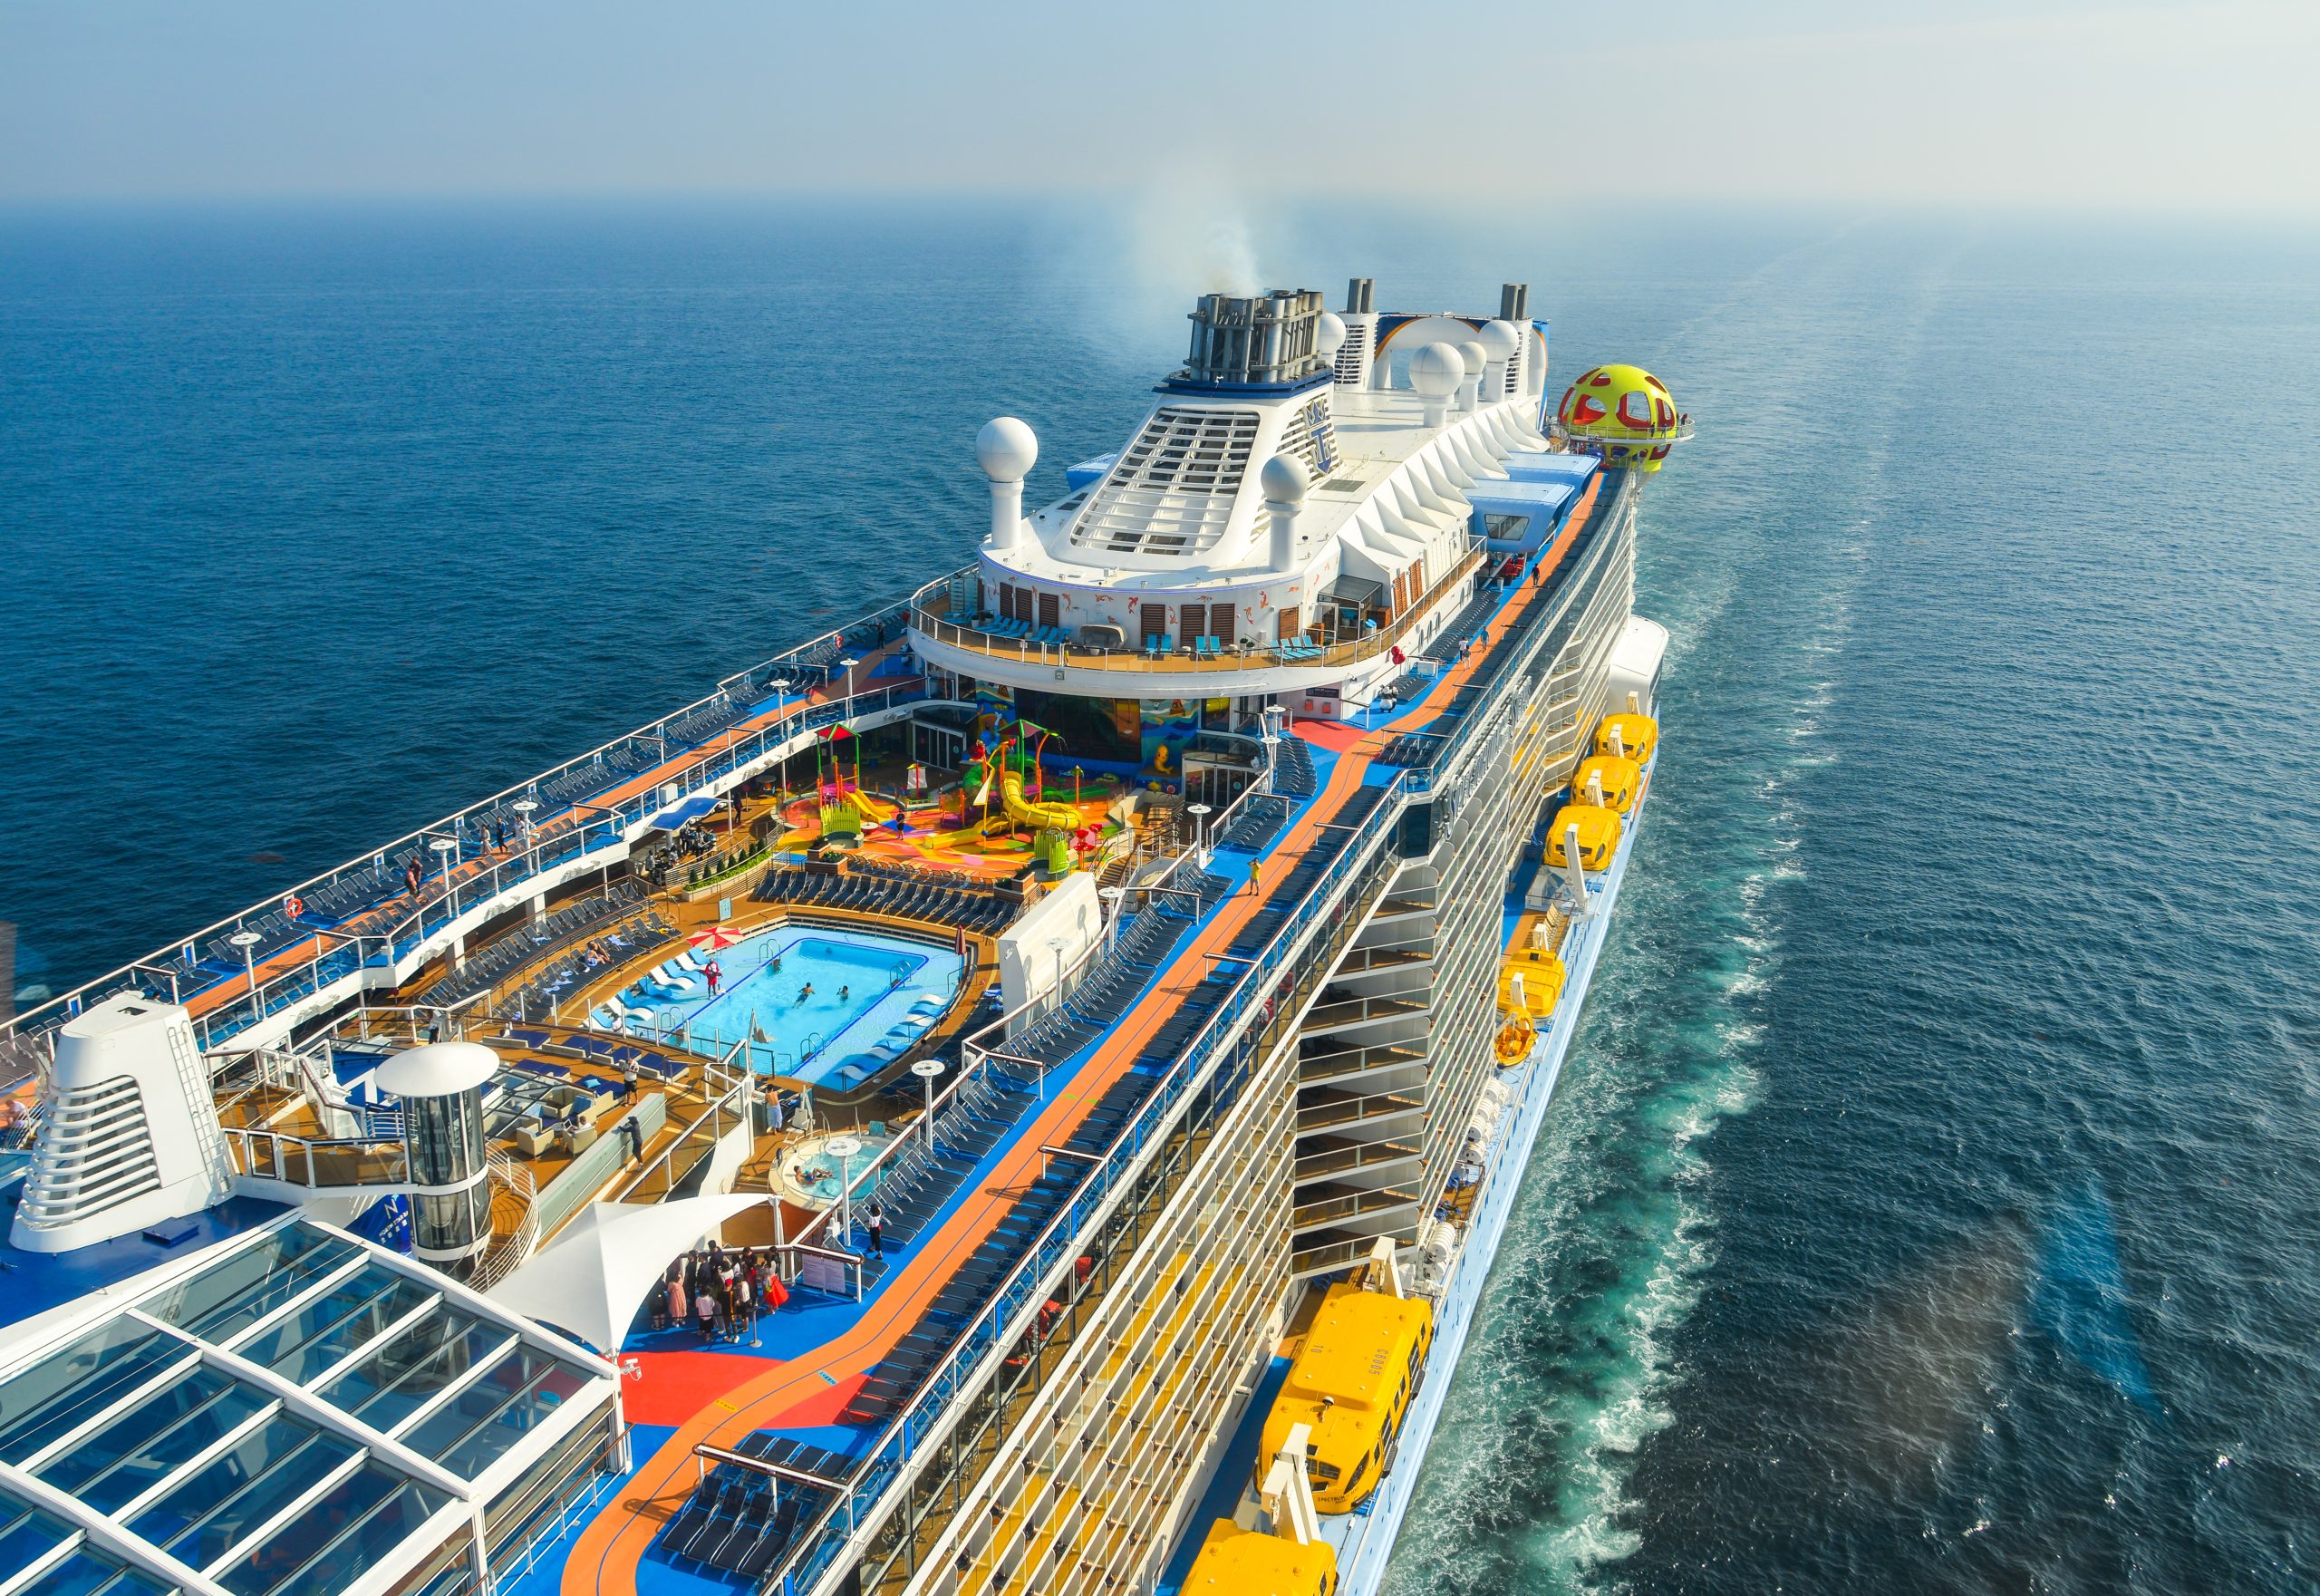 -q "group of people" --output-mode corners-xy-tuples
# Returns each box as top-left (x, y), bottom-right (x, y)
(663, 1243), (788, 1343)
